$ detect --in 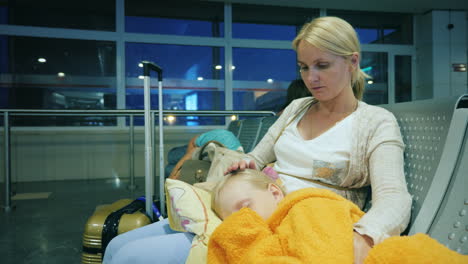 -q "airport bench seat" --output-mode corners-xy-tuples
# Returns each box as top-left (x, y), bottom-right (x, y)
(379, 95), (468, 254)
(165, 94), (468, 254)
(225, 95), (468, 254)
